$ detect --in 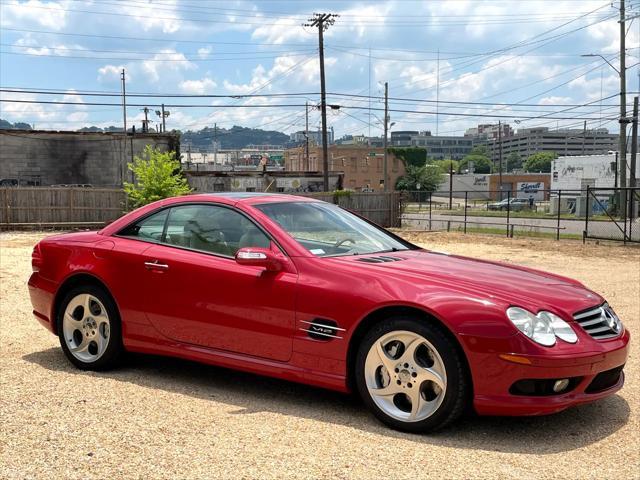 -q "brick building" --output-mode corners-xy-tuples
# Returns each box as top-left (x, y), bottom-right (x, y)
(0, 130), (178, 186)
(284, 145), (406, 191)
